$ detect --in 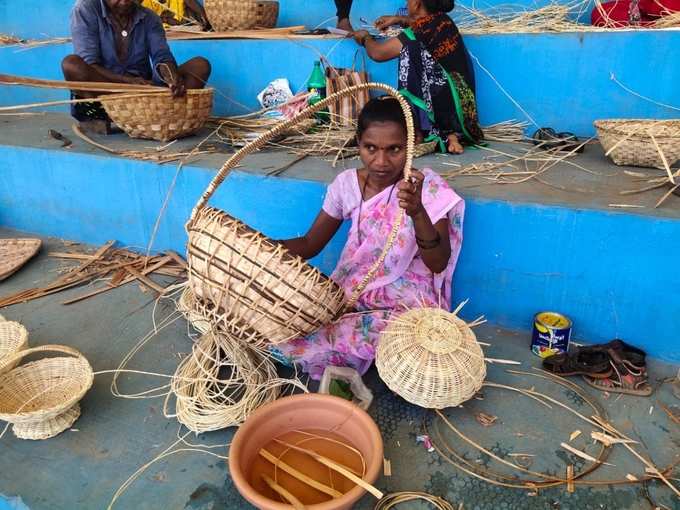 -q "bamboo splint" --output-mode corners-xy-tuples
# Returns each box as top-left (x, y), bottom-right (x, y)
(0, 242), (187, 308)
